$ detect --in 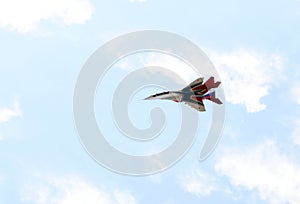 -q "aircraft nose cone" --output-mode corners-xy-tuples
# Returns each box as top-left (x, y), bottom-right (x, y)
(144, 95), (155, 100)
